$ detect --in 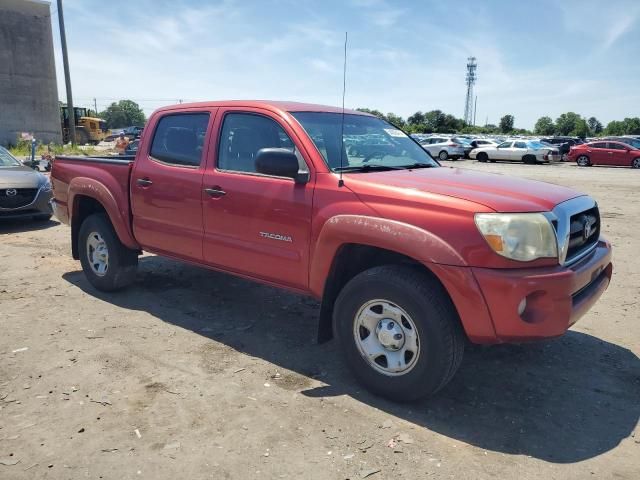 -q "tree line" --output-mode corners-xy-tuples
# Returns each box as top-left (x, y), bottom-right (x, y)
(357, 108), (640, 138)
